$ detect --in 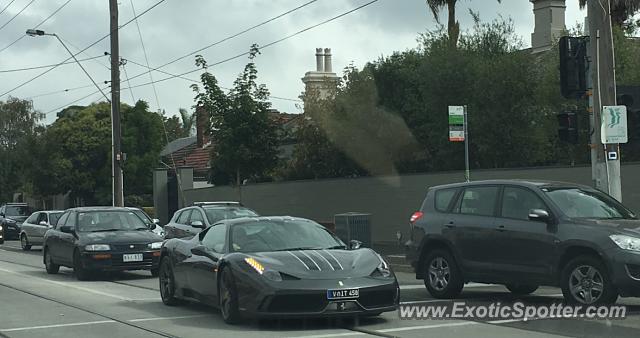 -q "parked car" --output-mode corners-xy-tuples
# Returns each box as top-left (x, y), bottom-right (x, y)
(0, 221), (4, 245)
(0, 203), (32, 240)
(159, 216), (399, 324)
(20, 210), (64, 250)
(164, 202), (258, 239)
(405, 180), (640, 305)
(127, 207), (164, 238)
(43, 207), (164, 280)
